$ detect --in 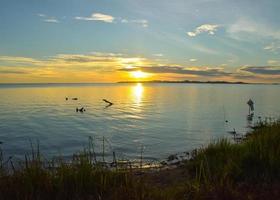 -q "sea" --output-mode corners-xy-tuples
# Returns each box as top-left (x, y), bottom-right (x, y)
(0, 83), (279, 162)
